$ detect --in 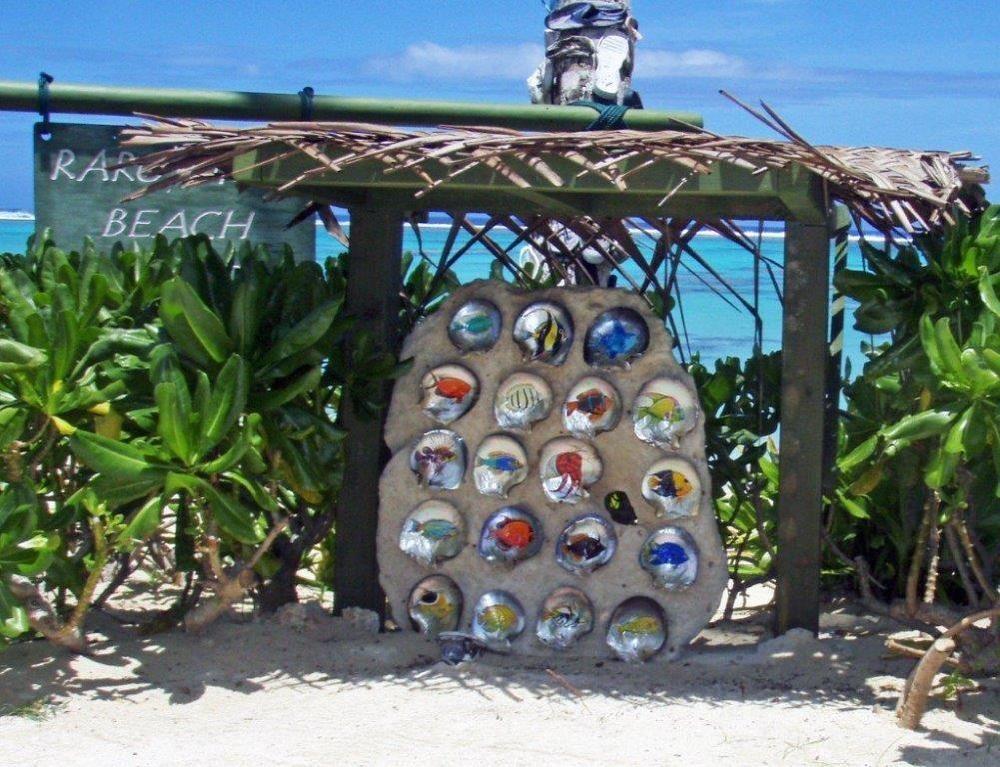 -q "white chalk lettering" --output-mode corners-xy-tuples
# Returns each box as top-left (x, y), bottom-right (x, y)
(220, 210), (255, 240)
(128, 209), (158, 238)
(50, 149), (77, 181)
(191, 210), (223, 238)
(135, 164), (162, 184)
(112, 152), (136, 183)
(78, 149), (110, 182)
(158, 210), (189, 238)
(102, 208), (129, 237)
